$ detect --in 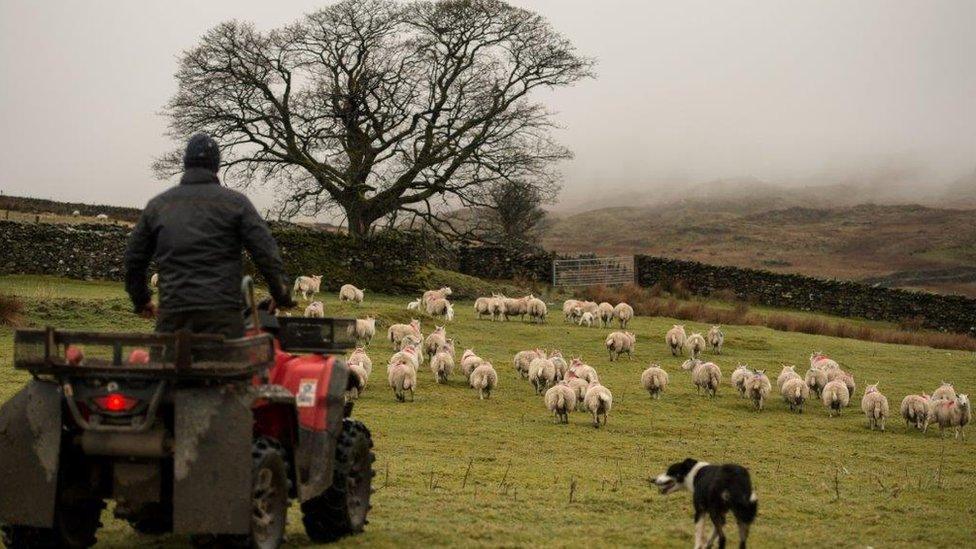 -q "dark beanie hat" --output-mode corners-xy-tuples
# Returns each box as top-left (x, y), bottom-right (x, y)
(183, 133), (221, 172)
